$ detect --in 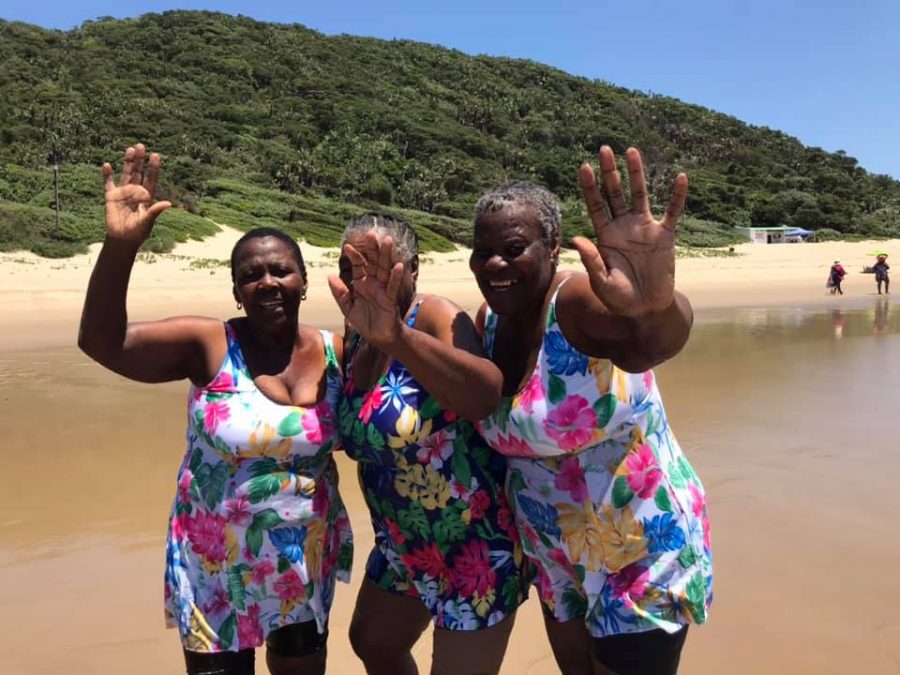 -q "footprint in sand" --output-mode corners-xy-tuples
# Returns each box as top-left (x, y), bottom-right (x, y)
(879, 624), (900, 664)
